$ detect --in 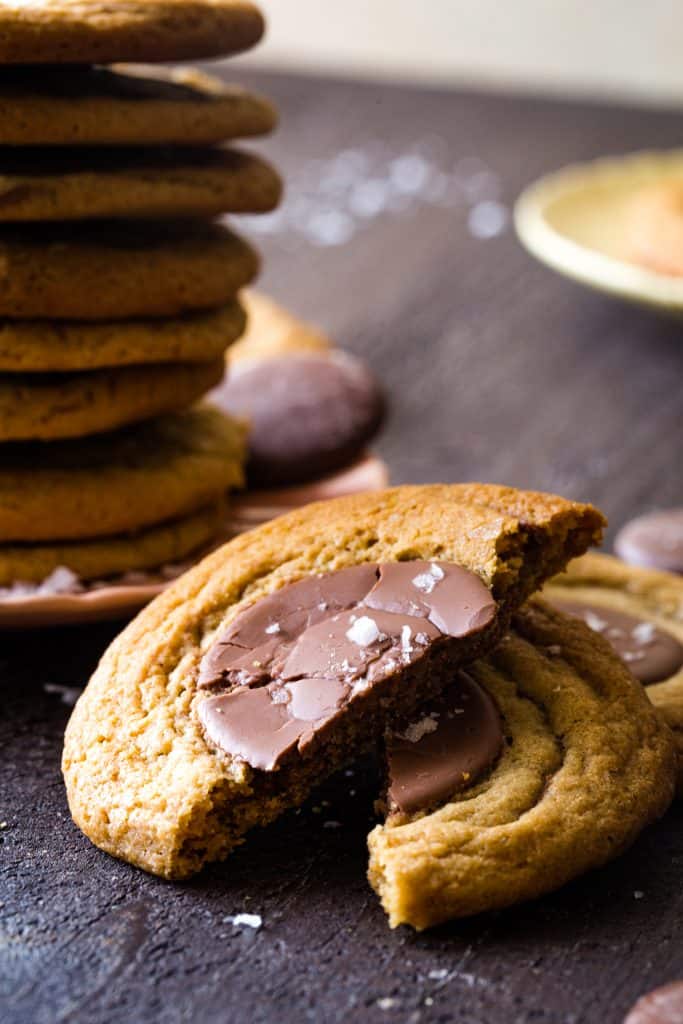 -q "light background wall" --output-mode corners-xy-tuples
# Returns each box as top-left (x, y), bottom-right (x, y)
(236, 1), (683, 106)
